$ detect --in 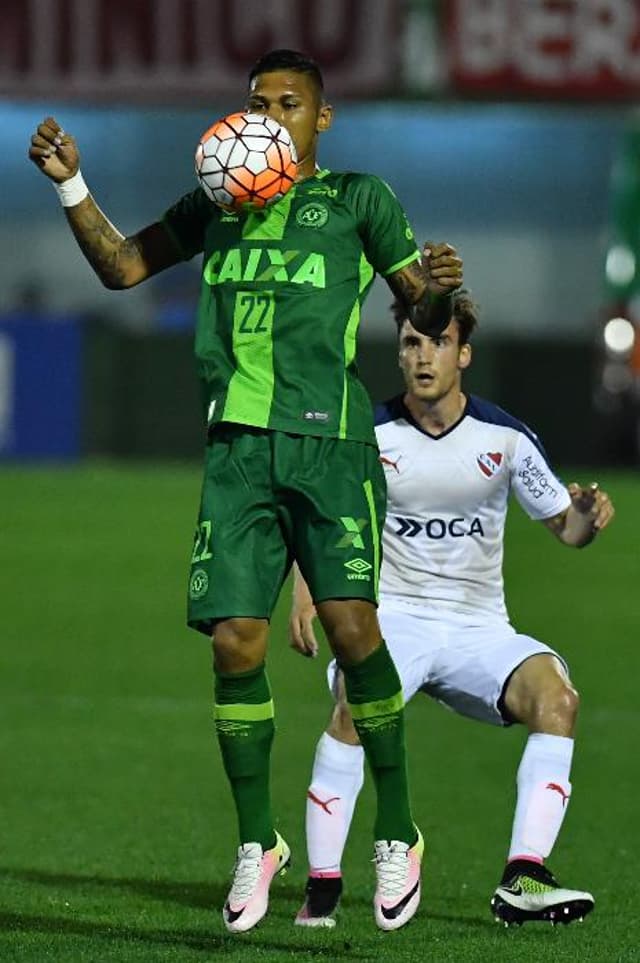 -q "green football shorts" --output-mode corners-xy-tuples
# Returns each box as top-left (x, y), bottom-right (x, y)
(187, 425), (386, 635)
